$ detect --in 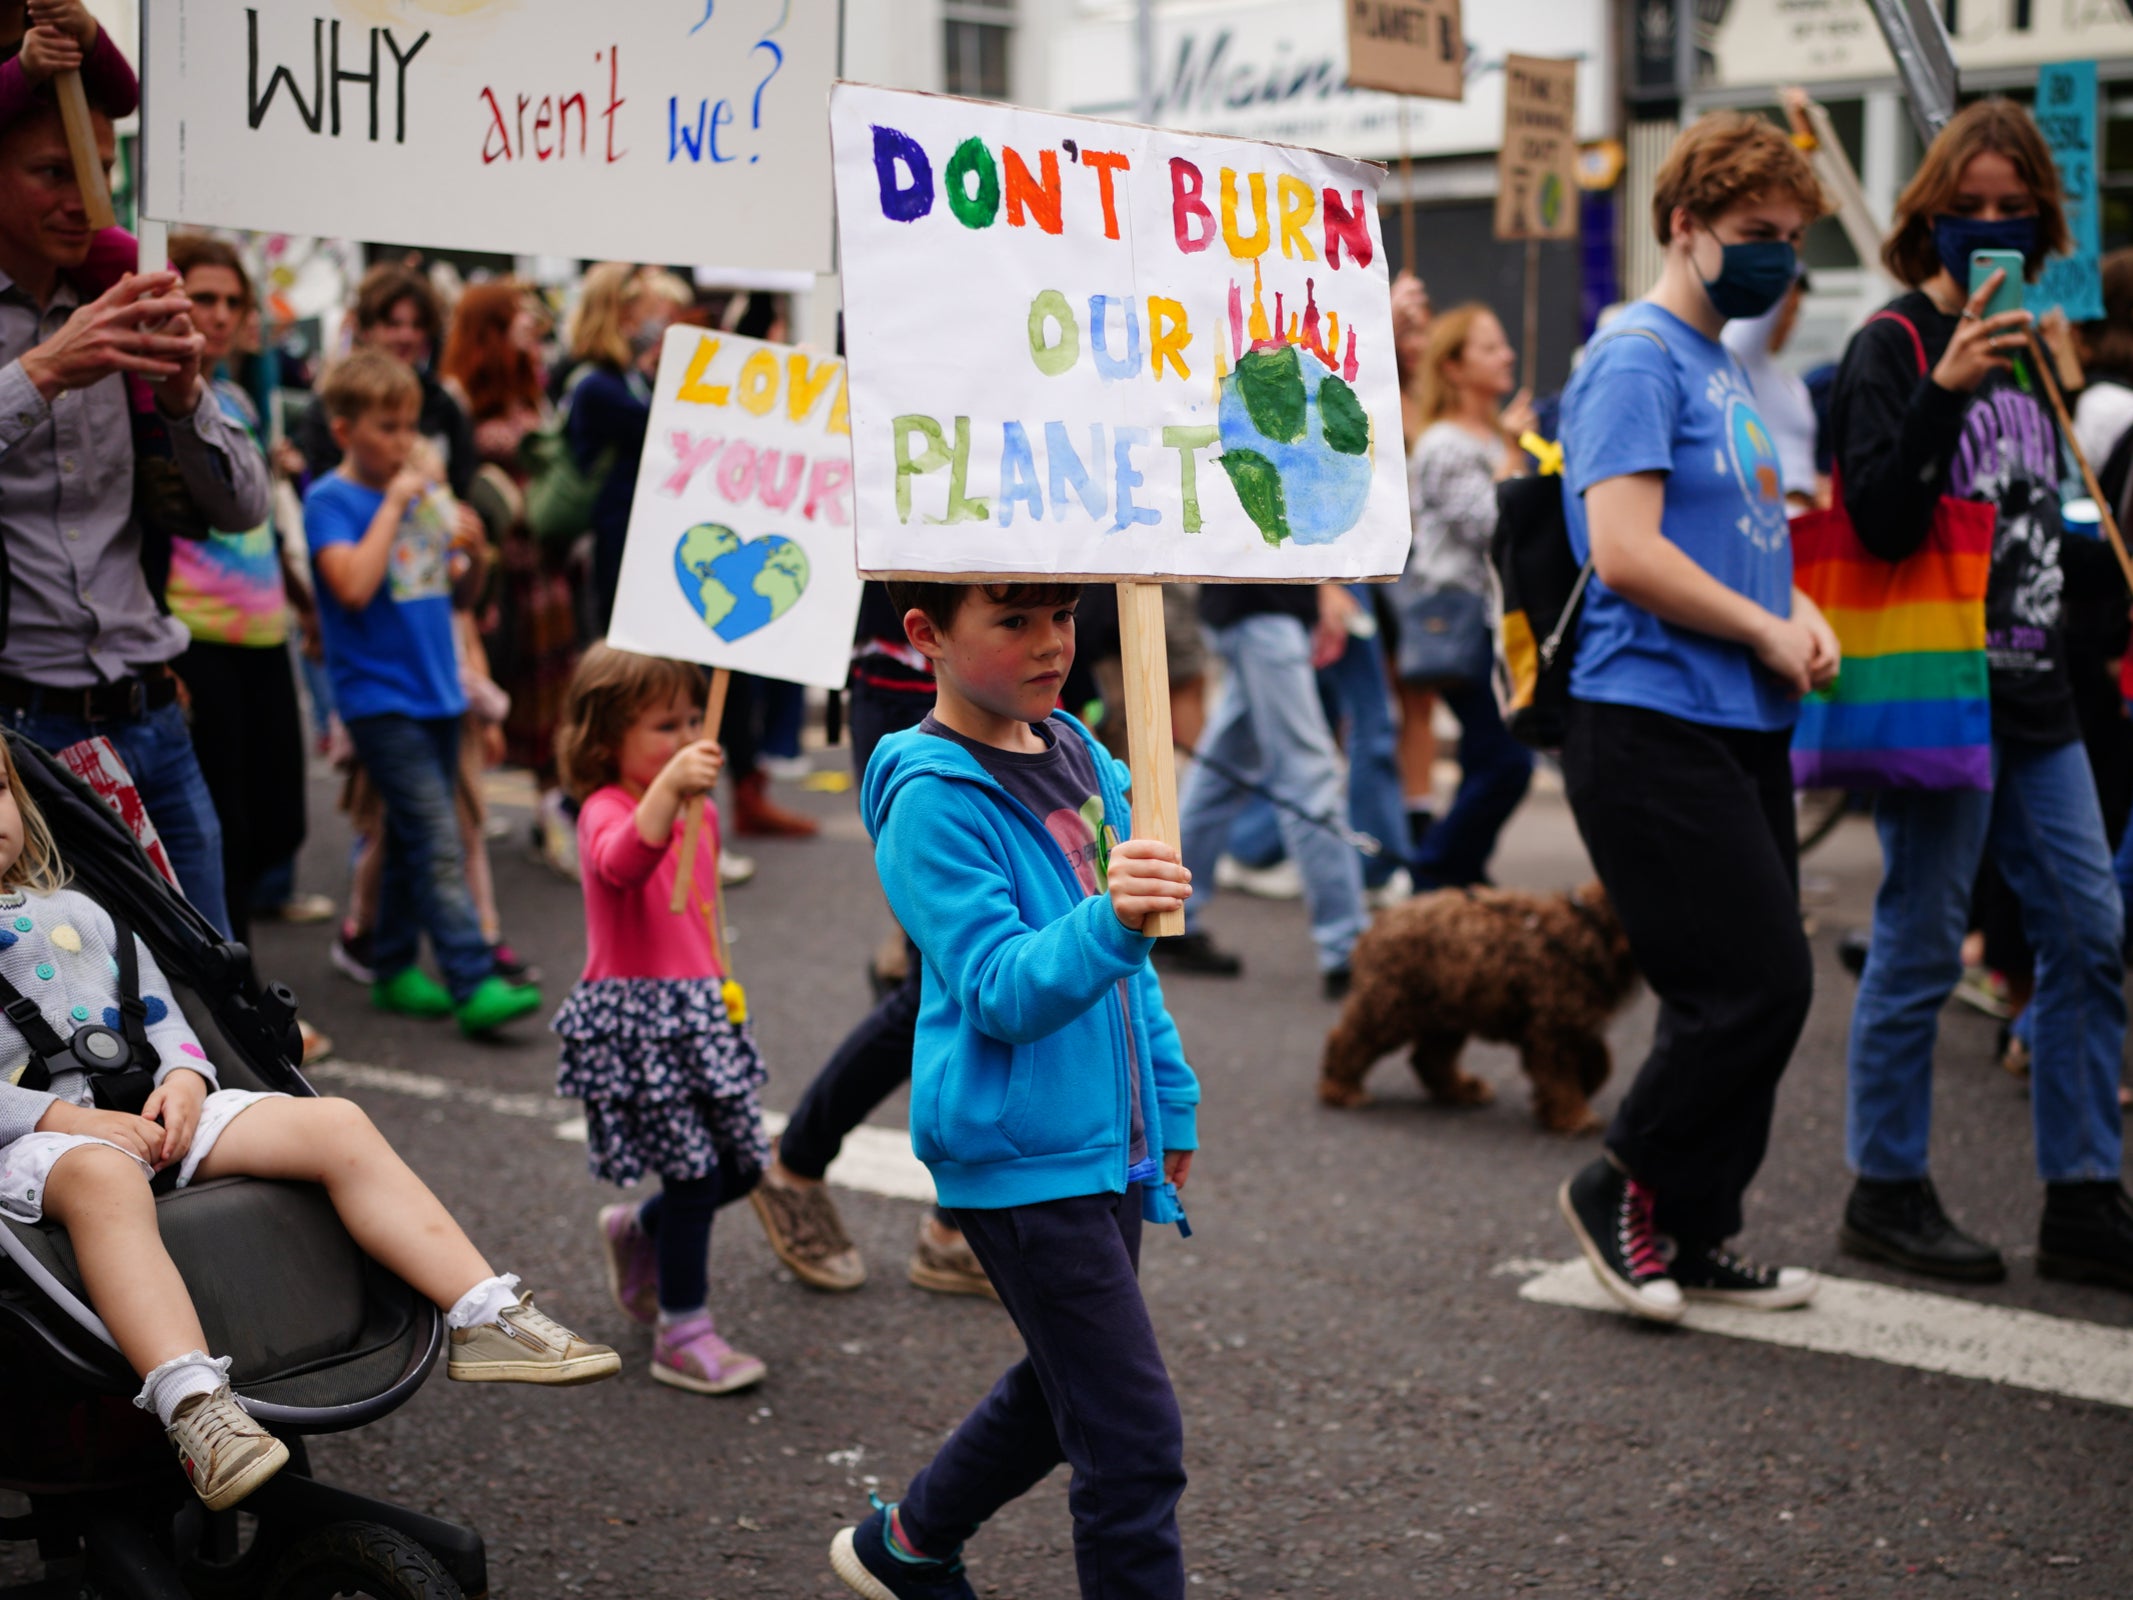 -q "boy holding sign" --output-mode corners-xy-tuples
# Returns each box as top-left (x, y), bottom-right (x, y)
(834, 580), (1199, 1600)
